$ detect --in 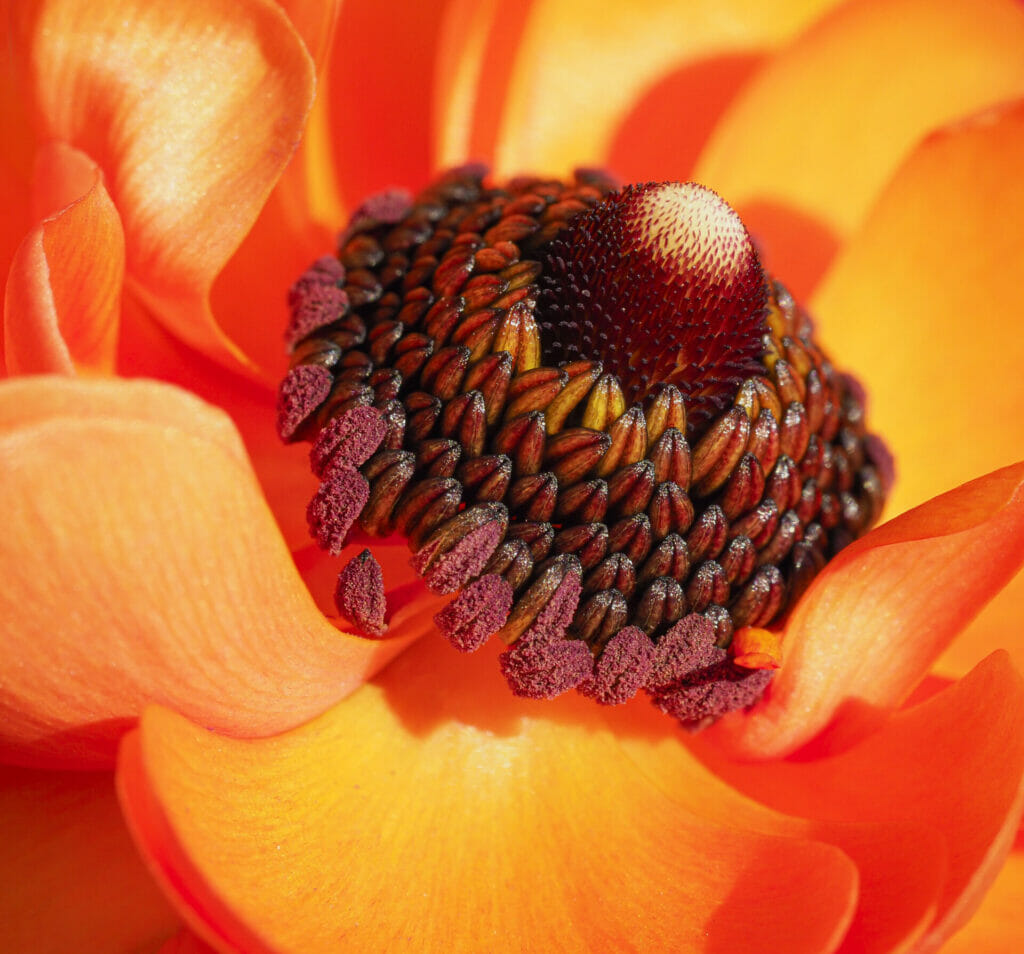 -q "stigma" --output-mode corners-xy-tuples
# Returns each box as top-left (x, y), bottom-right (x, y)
(277, 166), (890, 728)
